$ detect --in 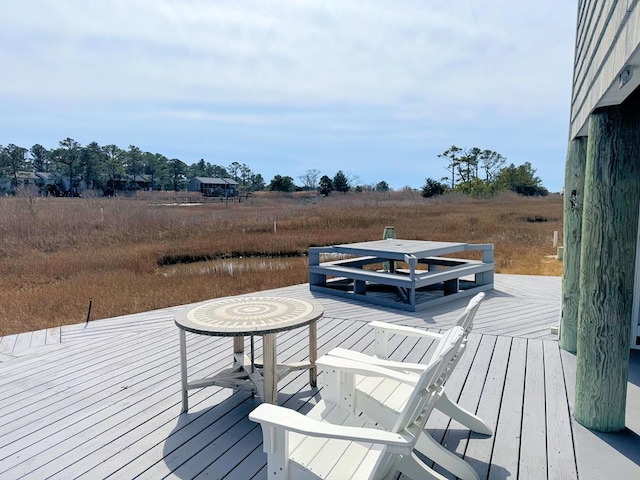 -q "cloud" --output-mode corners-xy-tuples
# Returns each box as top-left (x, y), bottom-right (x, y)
(1, 0), (574, 113)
